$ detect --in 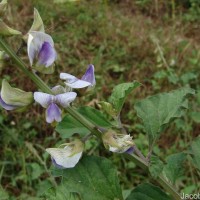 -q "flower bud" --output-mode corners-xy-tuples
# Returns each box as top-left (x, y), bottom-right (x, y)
(27, 31), (56, 74)
(0, 79), (33, 109)
(102, 130), (134, 153)
(46, 139), (84, 168)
